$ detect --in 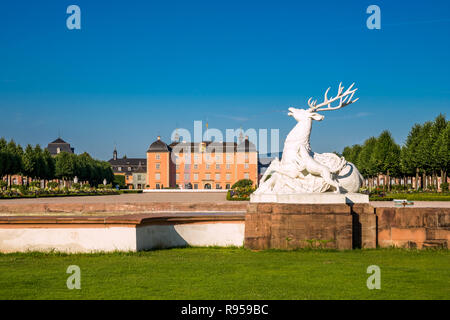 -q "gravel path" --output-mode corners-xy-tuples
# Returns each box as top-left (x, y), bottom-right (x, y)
(0, 192), (228, 204)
